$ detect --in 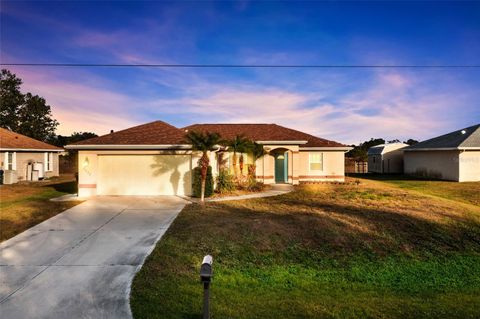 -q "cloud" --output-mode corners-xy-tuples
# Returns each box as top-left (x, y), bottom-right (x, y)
(8, 67), (140, 135)
(6, 64), (477, 145)
(145, 70), (476, 144)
